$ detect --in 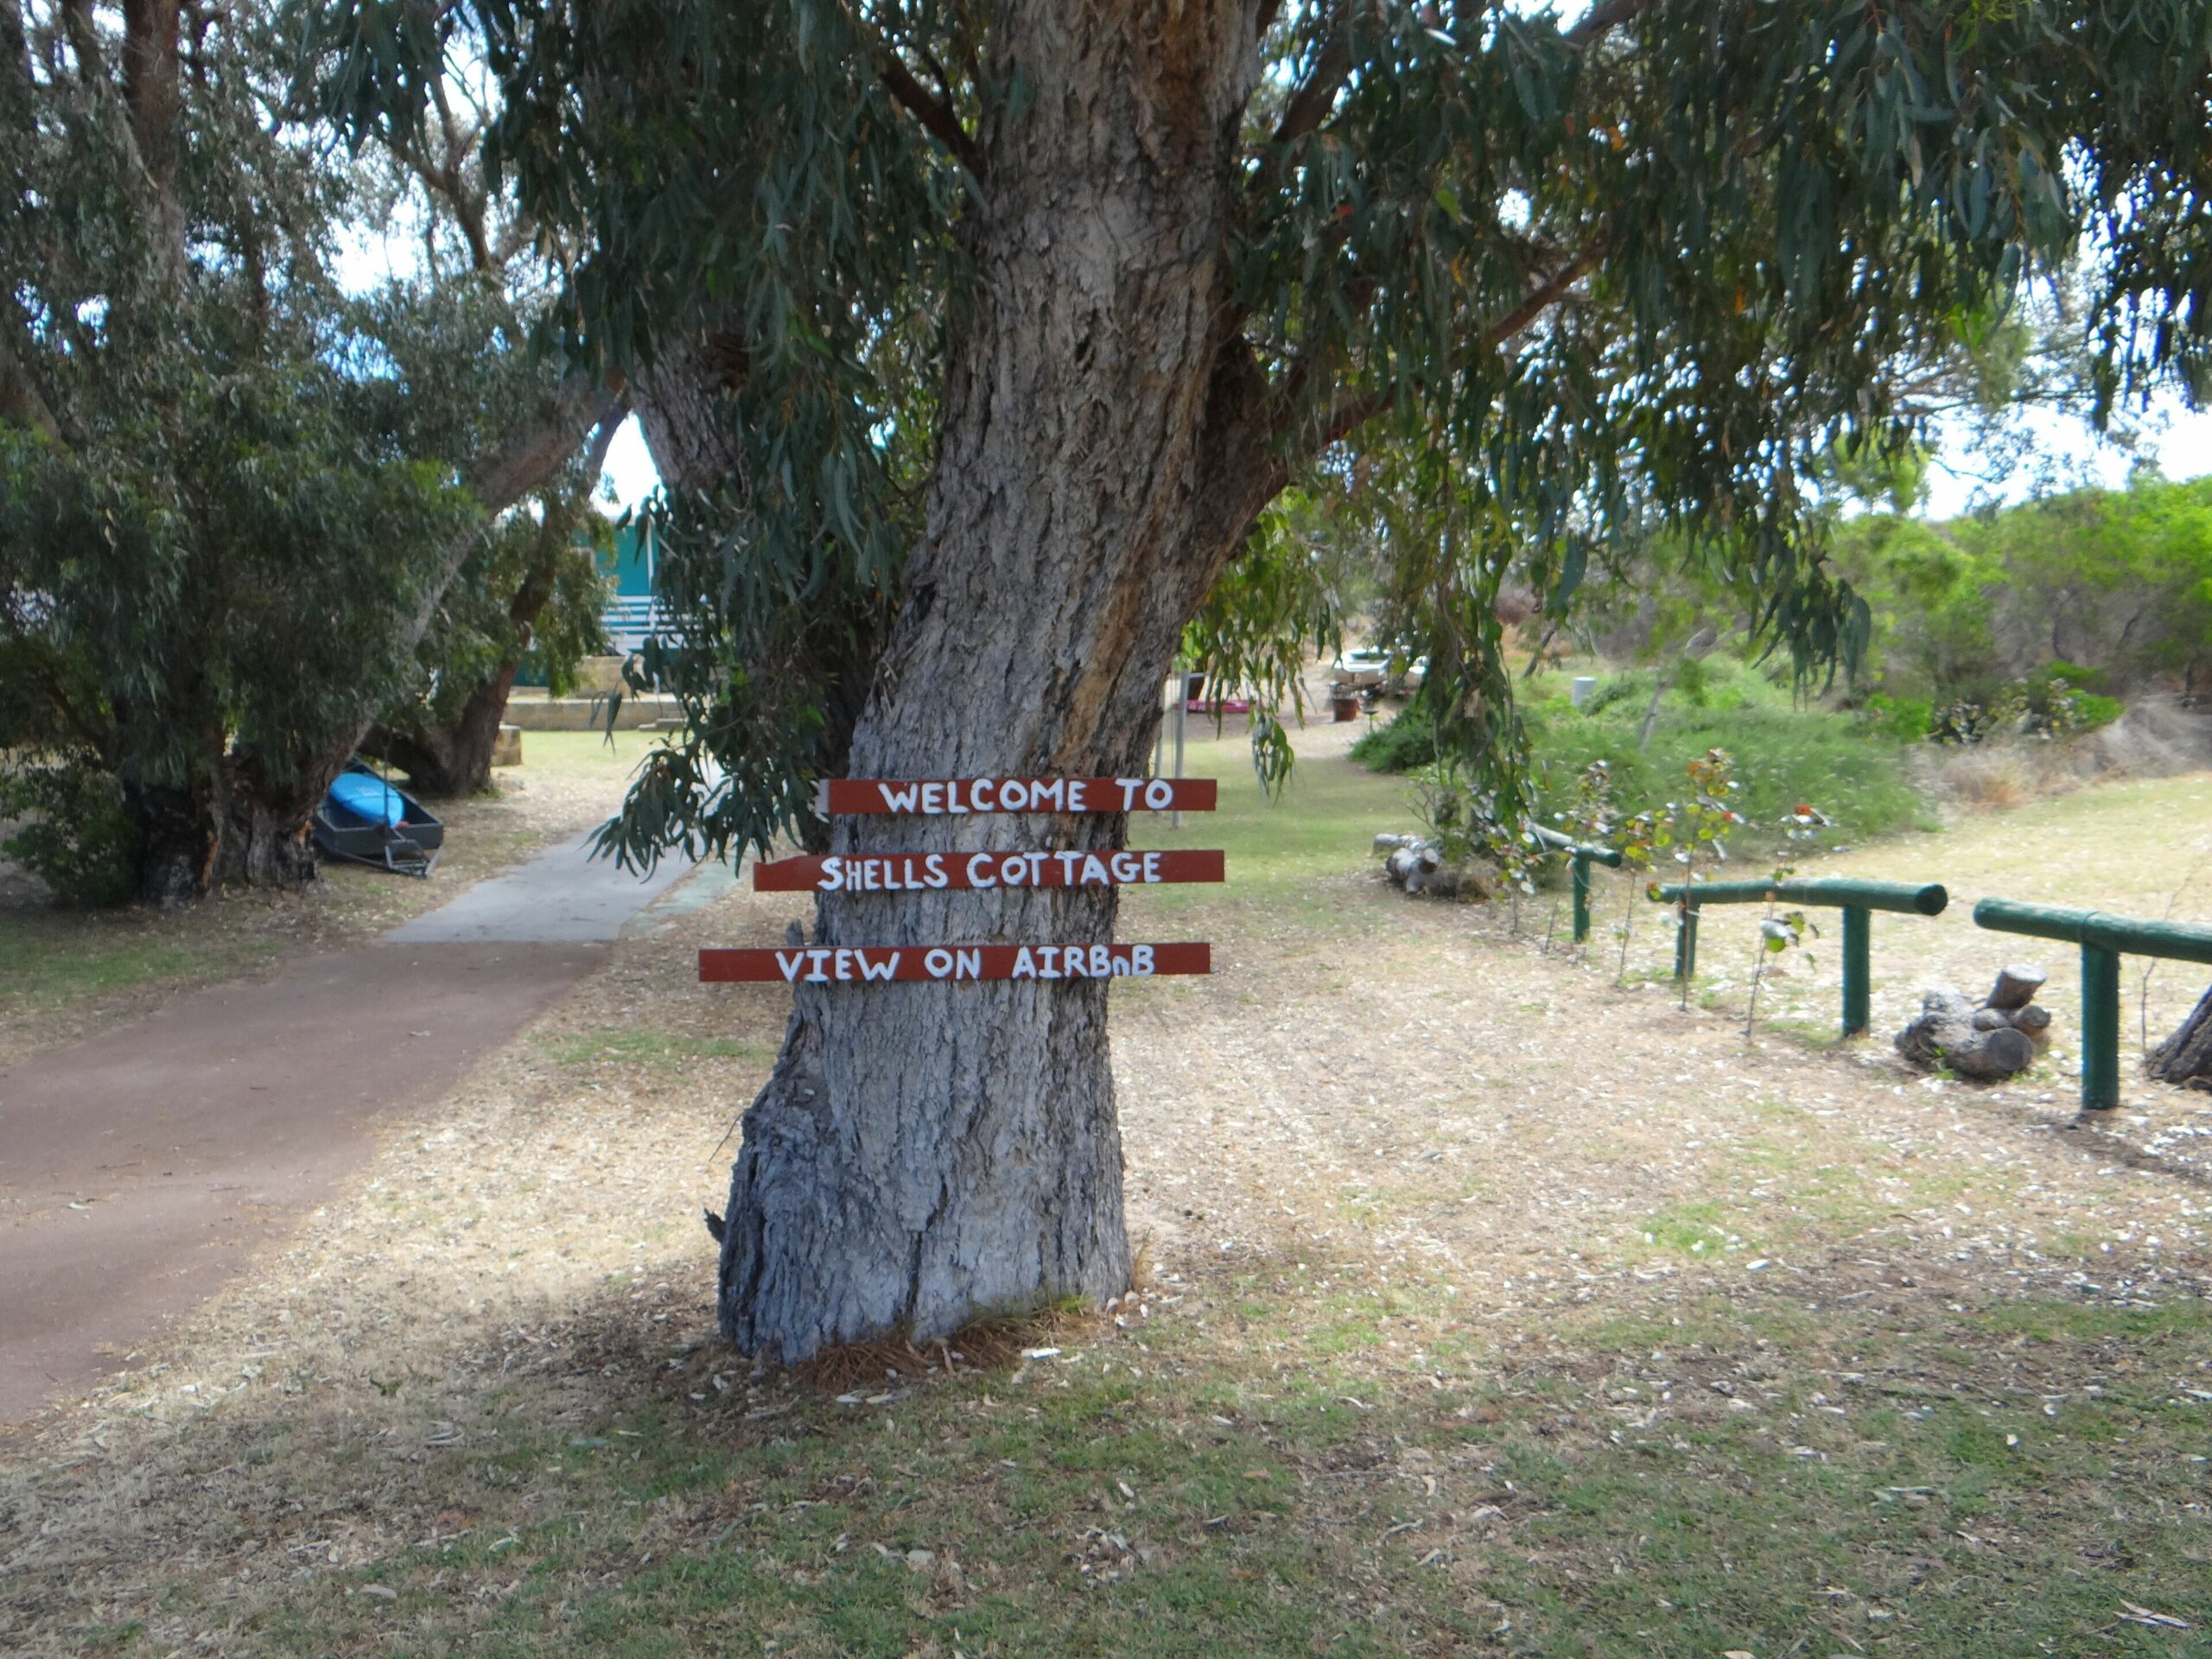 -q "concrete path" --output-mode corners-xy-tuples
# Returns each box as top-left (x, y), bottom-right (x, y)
(387, 829), (698, 944)
(0, 835), (708, 1427)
